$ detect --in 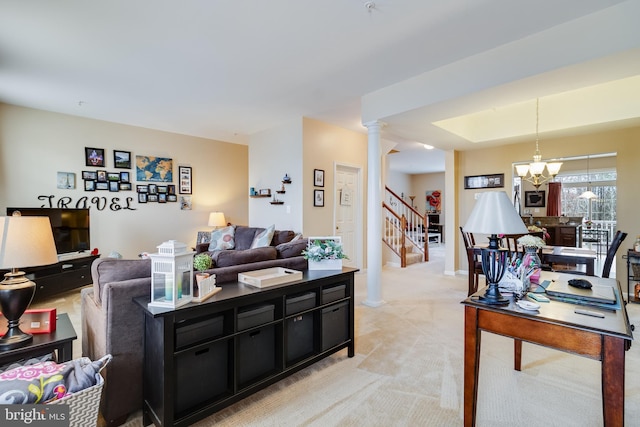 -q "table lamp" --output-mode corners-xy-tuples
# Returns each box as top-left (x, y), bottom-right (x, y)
(0, 213), (58, 349)
(208, 212), (226, 229)
(463, 191), (528, 305)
